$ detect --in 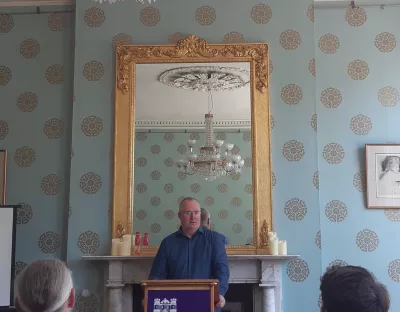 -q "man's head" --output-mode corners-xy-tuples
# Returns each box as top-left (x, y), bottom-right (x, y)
(200, 208), (211, 229)
(320, 265), (390, 312)
(178, 197), (201, 235)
